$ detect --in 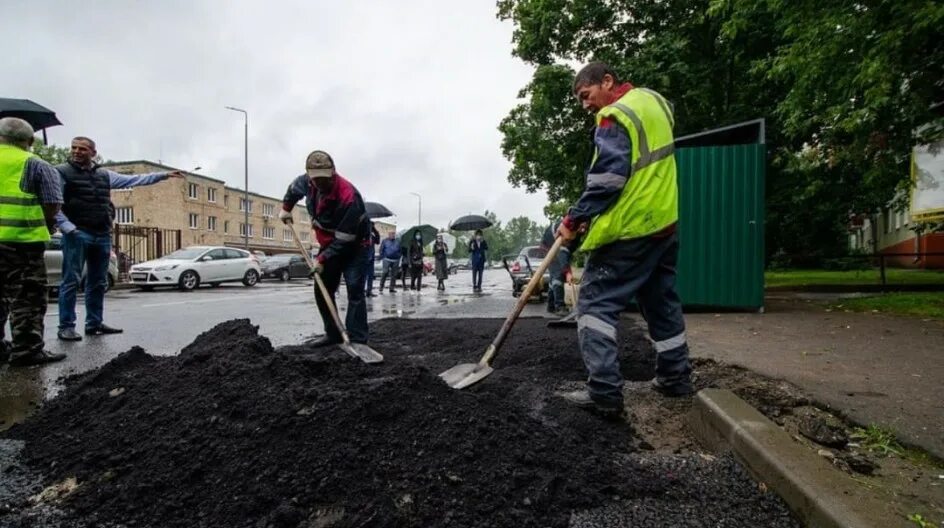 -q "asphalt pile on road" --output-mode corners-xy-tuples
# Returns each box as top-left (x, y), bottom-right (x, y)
(1, 318), (796, 528)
